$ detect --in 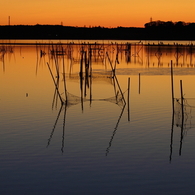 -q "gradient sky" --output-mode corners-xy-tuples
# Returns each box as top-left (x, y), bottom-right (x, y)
(1, 0), (195, 27)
